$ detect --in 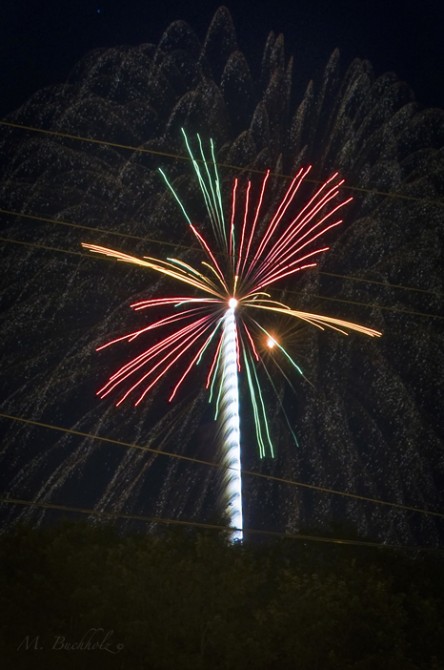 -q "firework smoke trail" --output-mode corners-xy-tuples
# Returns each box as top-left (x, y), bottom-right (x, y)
(82, 130), (381, 539)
